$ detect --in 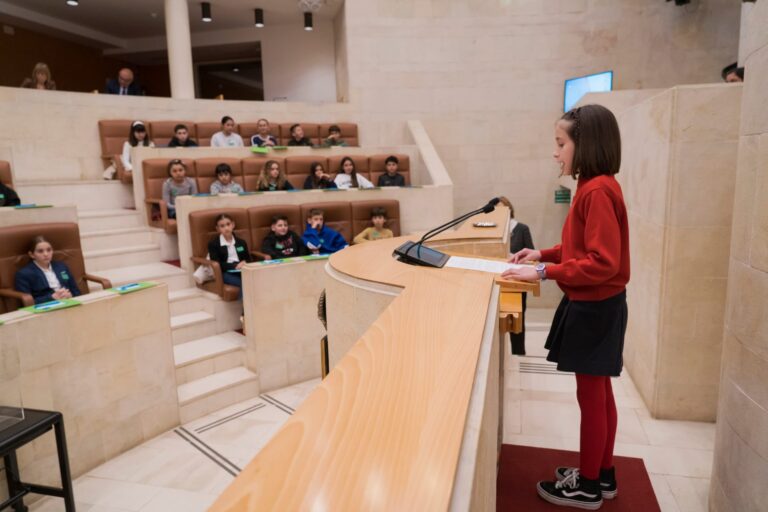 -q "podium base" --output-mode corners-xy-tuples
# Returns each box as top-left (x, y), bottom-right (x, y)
(393, 241), (450, 268)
